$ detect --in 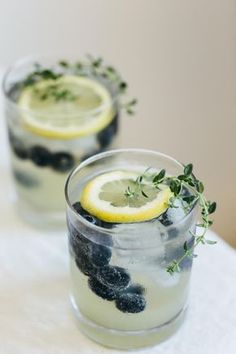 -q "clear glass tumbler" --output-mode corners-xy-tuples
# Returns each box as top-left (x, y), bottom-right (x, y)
(3, 56), (119, 228)
(65, 149), (198, 349)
